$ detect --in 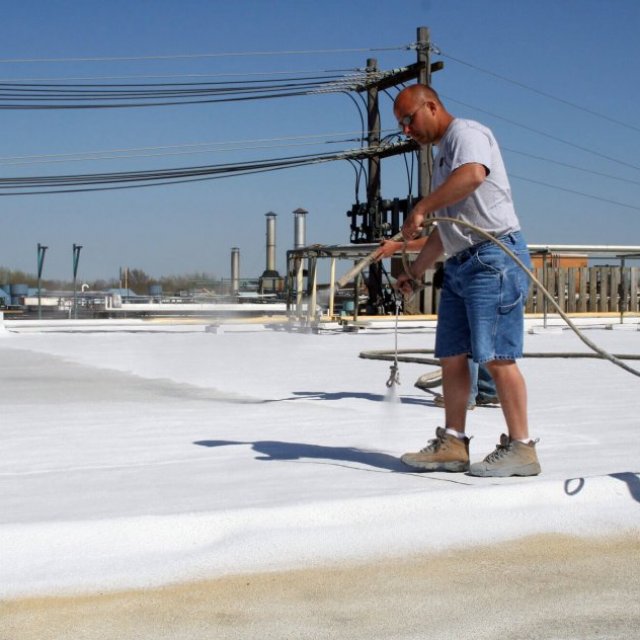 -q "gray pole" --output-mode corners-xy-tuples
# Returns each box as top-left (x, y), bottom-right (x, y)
(292, 207), (308, 303)
(365, 58), (384, 313)
(37, 243), (48, 320)
(542, 251), (549, 329)
(72, 244), (82, 319)
(416, 26), (432, 199)
(415, 27), (434, 315)
(292, 207), (308, 249)
(230, 247), (240, 295)
(366, 57), (381, 240)
(265, 212), (277, 273)
(619, 256), (626, 325)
